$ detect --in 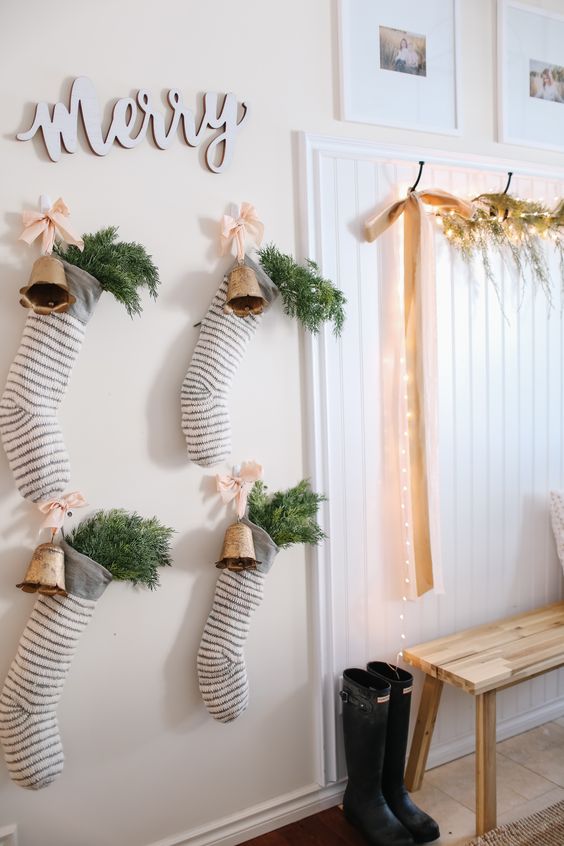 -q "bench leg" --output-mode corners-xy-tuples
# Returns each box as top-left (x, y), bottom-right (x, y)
(476, 690), (497, 836)
(405, 675), (443, 792)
